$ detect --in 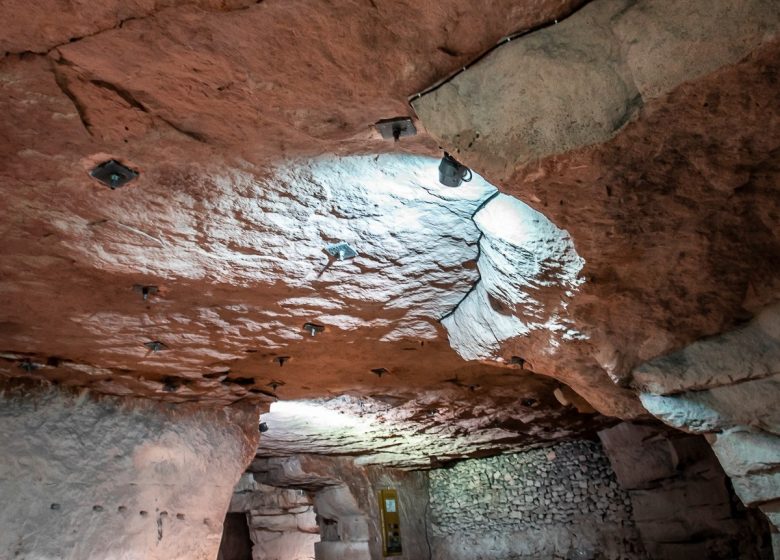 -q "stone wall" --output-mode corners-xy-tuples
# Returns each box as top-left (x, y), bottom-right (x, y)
(0, 384), (259, 560)
(429, 440), (644, 560)
(635, 302), (780, 557)
(599, 422), (772, 559)
(227, 474), (319, 560)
